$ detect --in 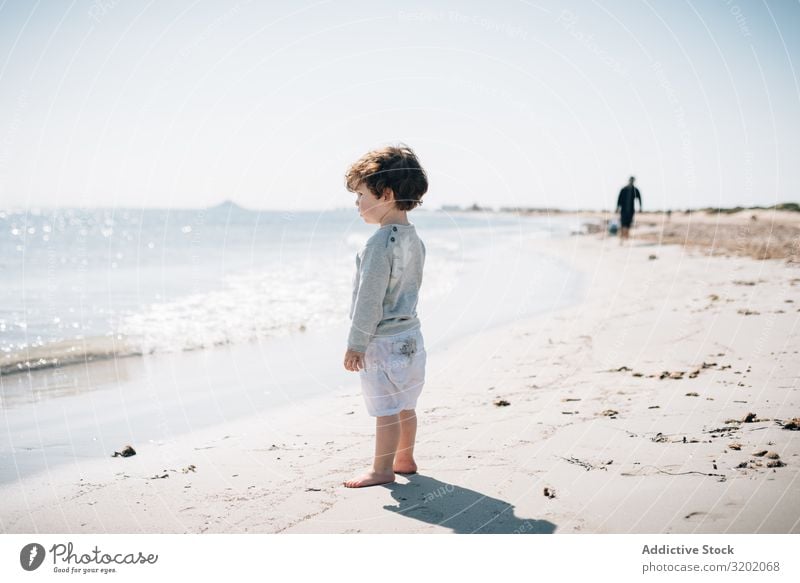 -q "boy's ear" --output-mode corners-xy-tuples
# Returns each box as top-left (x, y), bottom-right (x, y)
(382, 187), (394, 200)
